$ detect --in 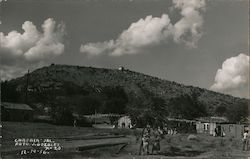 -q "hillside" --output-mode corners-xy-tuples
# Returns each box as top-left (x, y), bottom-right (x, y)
(1, 64), (248, 123)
